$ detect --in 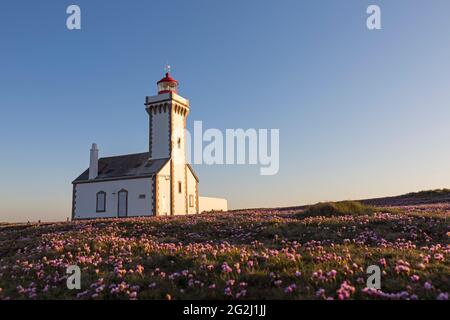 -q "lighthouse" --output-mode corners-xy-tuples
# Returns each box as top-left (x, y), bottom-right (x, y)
(145, 70), (197, 215)
(71, 70), (226, 220)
